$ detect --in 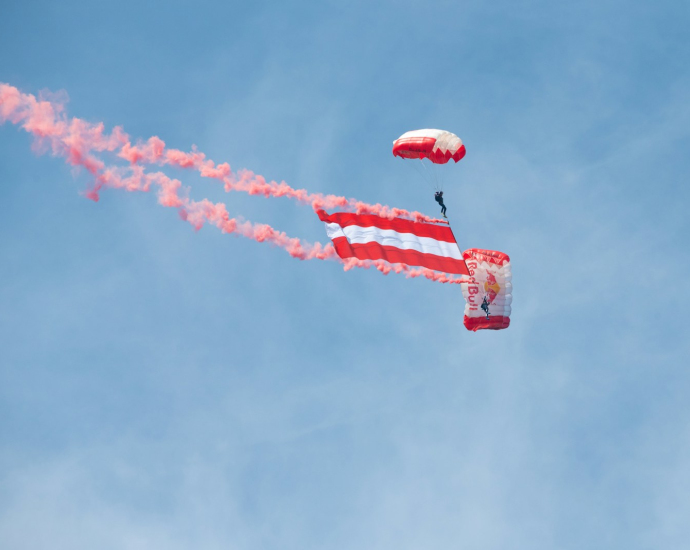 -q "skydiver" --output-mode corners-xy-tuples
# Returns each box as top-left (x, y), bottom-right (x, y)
(480, 295), (491, 319)
(434, 191), (447, 218)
